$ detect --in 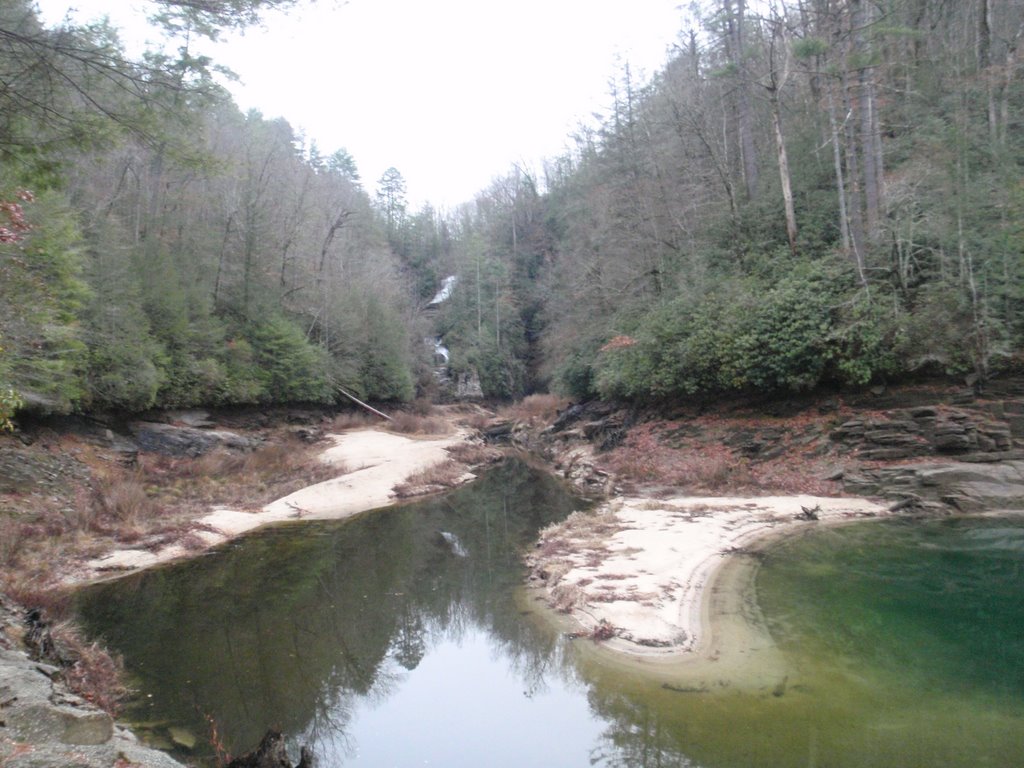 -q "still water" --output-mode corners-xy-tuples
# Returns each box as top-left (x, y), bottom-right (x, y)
(76, 461), (1024, 767)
